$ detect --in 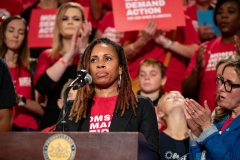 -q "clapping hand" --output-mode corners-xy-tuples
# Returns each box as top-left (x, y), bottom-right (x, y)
(185, 99), (212, 131)
(198, 25), (215, 40)
(68, 21), (92, 57)
(78, 21), (92, 54)
(195, 44), (206, 71)
(139, 20), (158, 43)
